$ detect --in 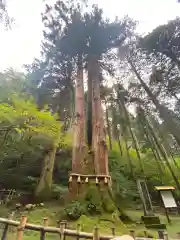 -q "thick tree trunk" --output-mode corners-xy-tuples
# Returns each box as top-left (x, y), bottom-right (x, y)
(87, 58), (93, 149)
(35, 145), (57, 200)
(91, 56), (109, 175)
(72, 59), (86, 174)
(129, 59), (180, 145)
(105, 99), (112, 150)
